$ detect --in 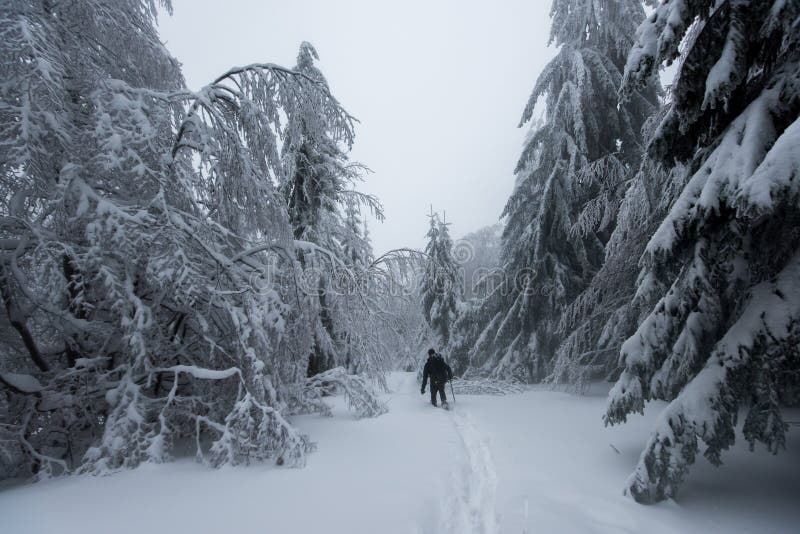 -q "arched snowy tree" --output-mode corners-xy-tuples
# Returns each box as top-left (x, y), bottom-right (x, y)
(451, 0), (657, 382)
(0, 1), (382, 481)
(421, 211), (460, 347)
(605, 0), (800, 503)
